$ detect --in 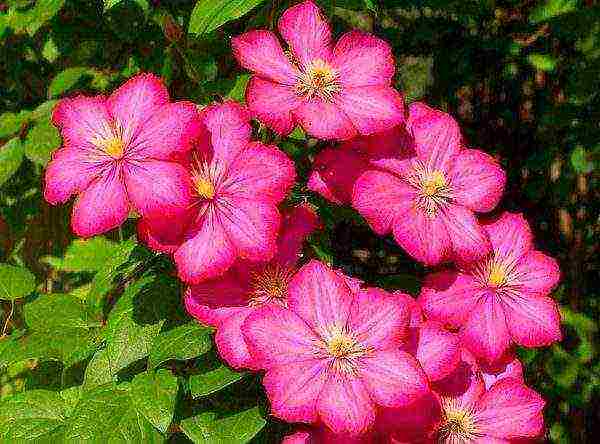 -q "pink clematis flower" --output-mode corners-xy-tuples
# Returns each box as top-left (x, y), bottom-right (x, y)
(45, 73), (204, 237)
(153, 101), (296, 284)
(242, 260), (429, 436)
(419, 211), (562, 365)
(387, 348), (543, 444)
(184, 204), (320, 369)
(352, 102), (506, 266)
(232, 1), (404, 140)
(431, 377), (545, 443)
(308, 126), (413, 204)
